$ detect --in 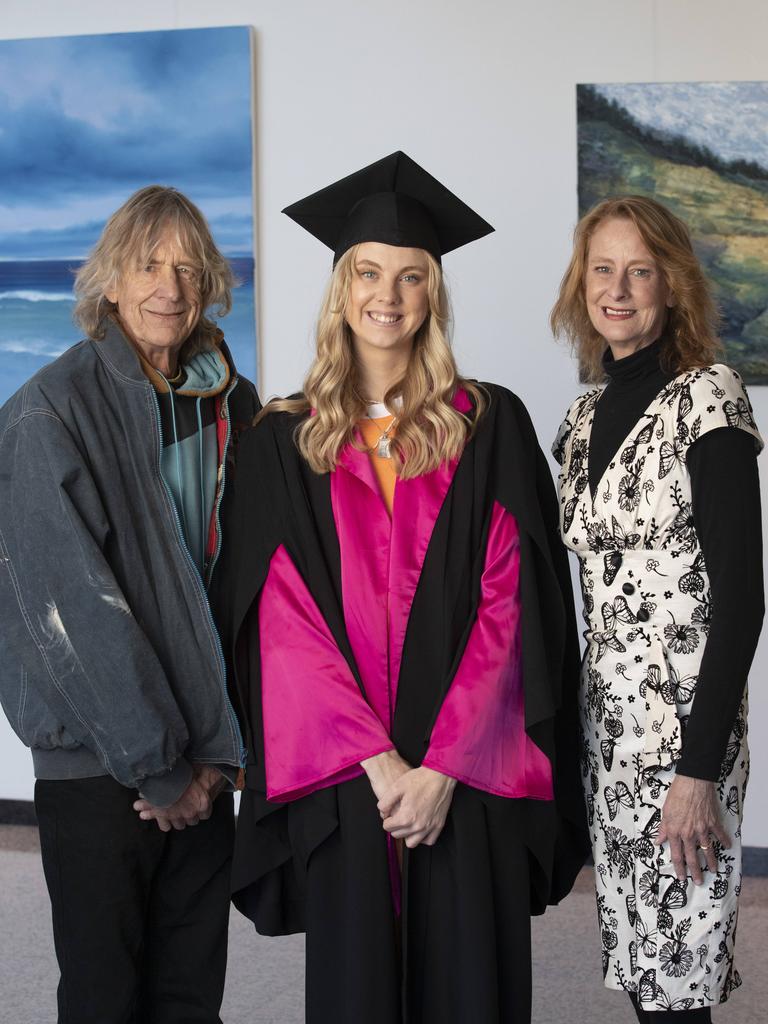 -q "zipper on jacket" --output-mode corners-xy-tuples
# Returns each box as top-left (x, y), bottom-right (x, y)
(150, 385), (246, 768)
(205, 374), (237, 587)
